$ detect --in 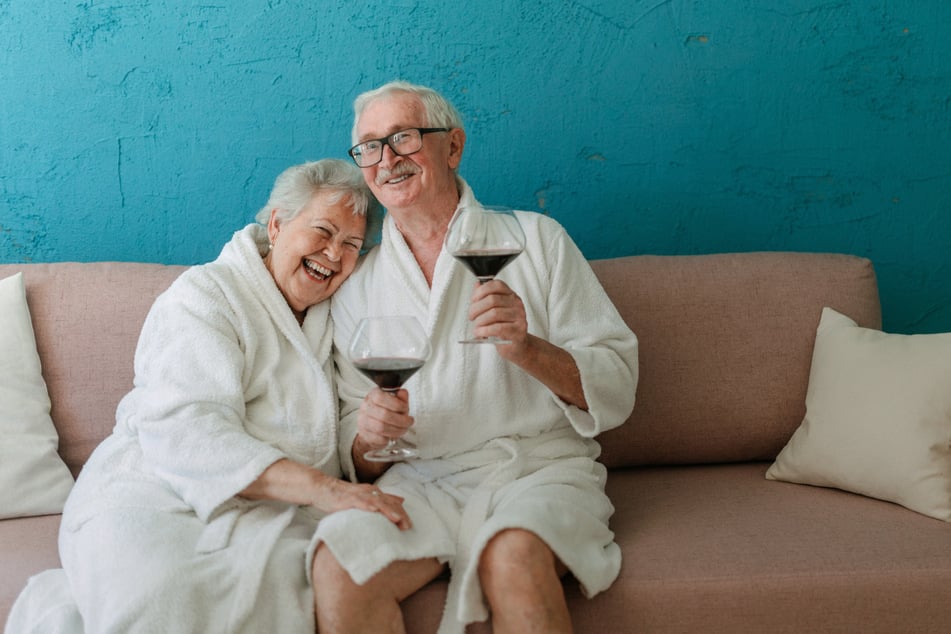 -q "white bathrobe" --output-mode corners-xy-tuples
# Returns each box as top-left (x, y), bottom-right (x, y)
(318, 181), (639, 633)
(7, 224), (340, 634)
